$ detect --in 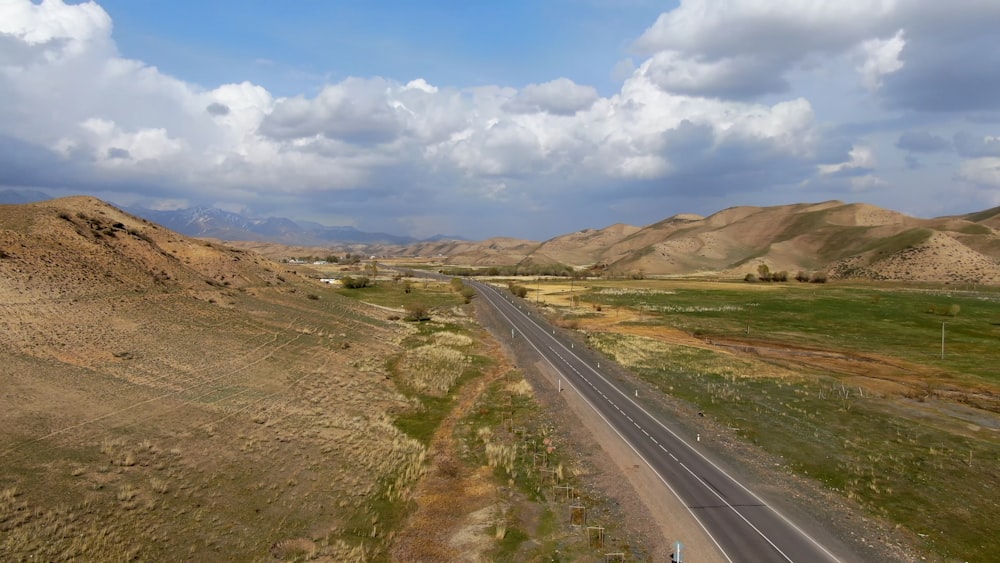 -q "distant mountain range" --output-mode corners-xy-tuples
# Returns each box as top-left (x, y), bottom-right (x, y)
(0, 190), (461, 246)
(125, 206), (427, 246)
